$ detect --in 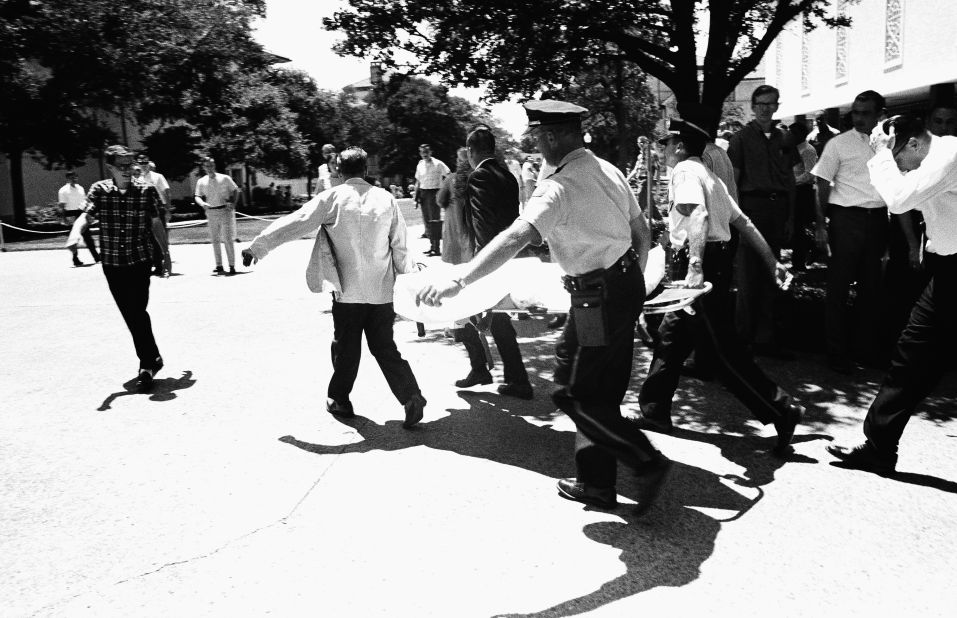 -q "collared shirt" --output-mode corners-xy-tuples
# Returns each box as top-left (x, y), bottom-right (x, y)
(415, 158), (450, 190)
(701, 142), (738, 203)
(811, 129), (884, 208)
(867, 135), (957, 256)
(727, 121), (797, 195)
(141, 170), (170, 204)
(249, 178), (415, 304)
(317, 163), (343, 192)
(669, 158), (745, 247)
(794, 141), (819, 186)
(86, 179), (161, 267)
(520, 148), (639, 276)
(58, 183), (86, 211)
(195, 172), (238, 207)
